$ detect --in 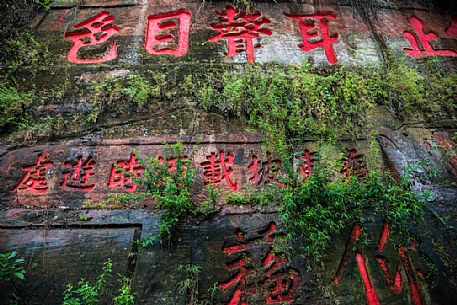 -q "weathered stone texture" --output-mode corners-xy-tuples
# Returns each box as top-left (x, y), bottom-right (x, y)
(1, 1), (457, 305)
(0, 227), (136, 304)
